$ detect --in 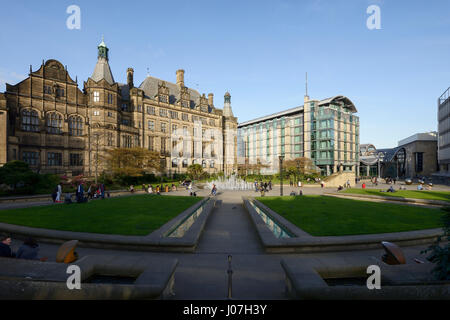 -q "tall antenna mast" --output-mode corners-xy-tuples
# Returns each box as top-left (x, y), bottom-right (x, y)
(305, 72), (308, 97)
